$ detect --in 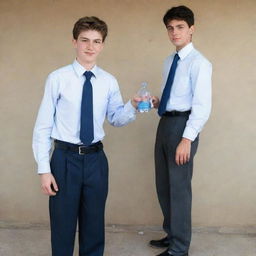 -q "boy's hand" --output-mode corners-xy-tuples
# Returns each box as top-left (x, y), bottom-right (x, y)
(131, 95), (142, 109)
(40, 173), (58, 196)
(175, 138), (192, 165)
(151, 96), (160, 108)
